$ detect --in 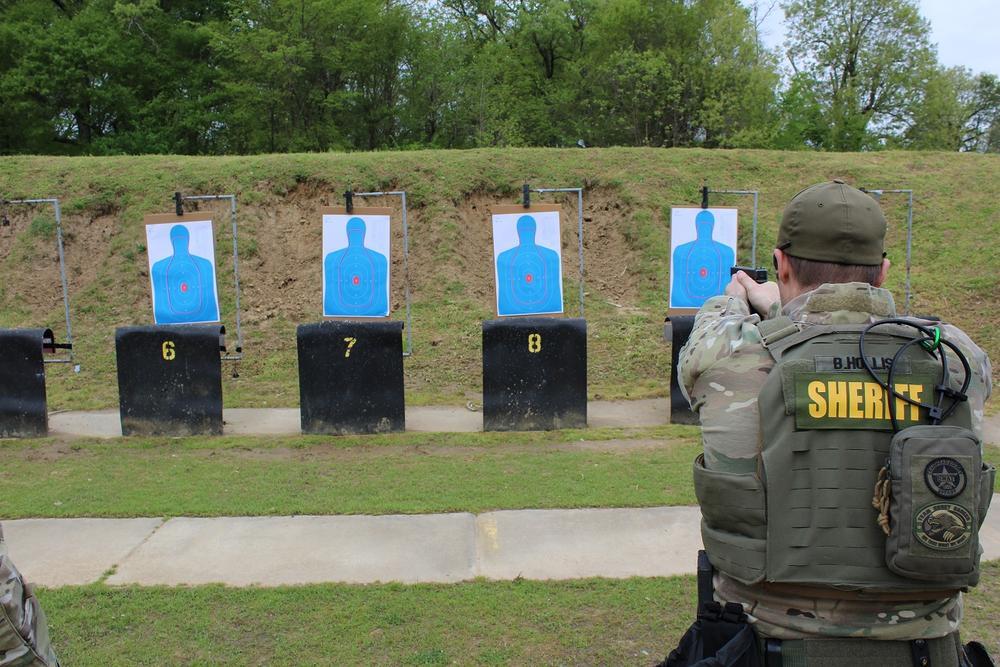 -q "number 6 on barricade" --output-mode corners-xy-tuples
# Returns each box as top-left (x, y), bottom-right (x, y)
(527, 333), (542, 353)
(162, 340), (176, 361)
